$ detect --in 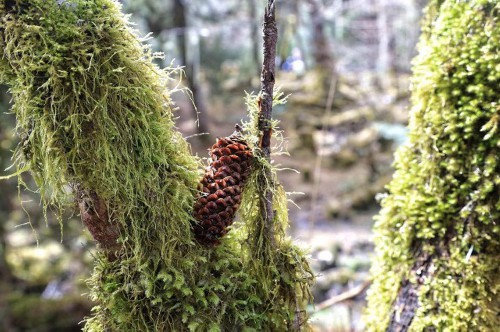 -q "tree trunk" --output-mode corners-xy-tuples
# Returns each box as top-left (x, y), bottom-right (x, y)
(0, 197), (11, 282)
(248, 0), (261, 76)
(0, 91), (14, 285)
(306, 0), (337, 105)
(365, 1), (500, 330)
(172, 0), (210, 142)
(0, 89), (14, 331)
(376, 0), (396, 88)
(307, 0), (334, 74)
